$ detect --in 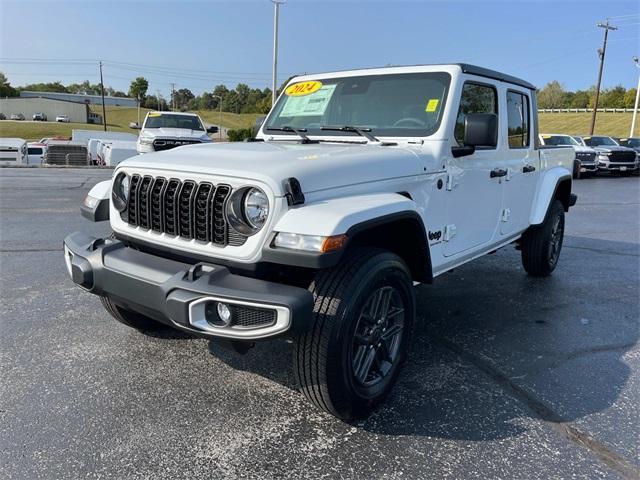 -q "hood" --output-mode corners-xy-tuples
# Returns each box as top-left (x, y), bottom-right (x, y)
(573, 145), (596, 154)
(140, 127), (208, 140)
(121, 141), (424, 195)
(592, 145), (635, 154)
